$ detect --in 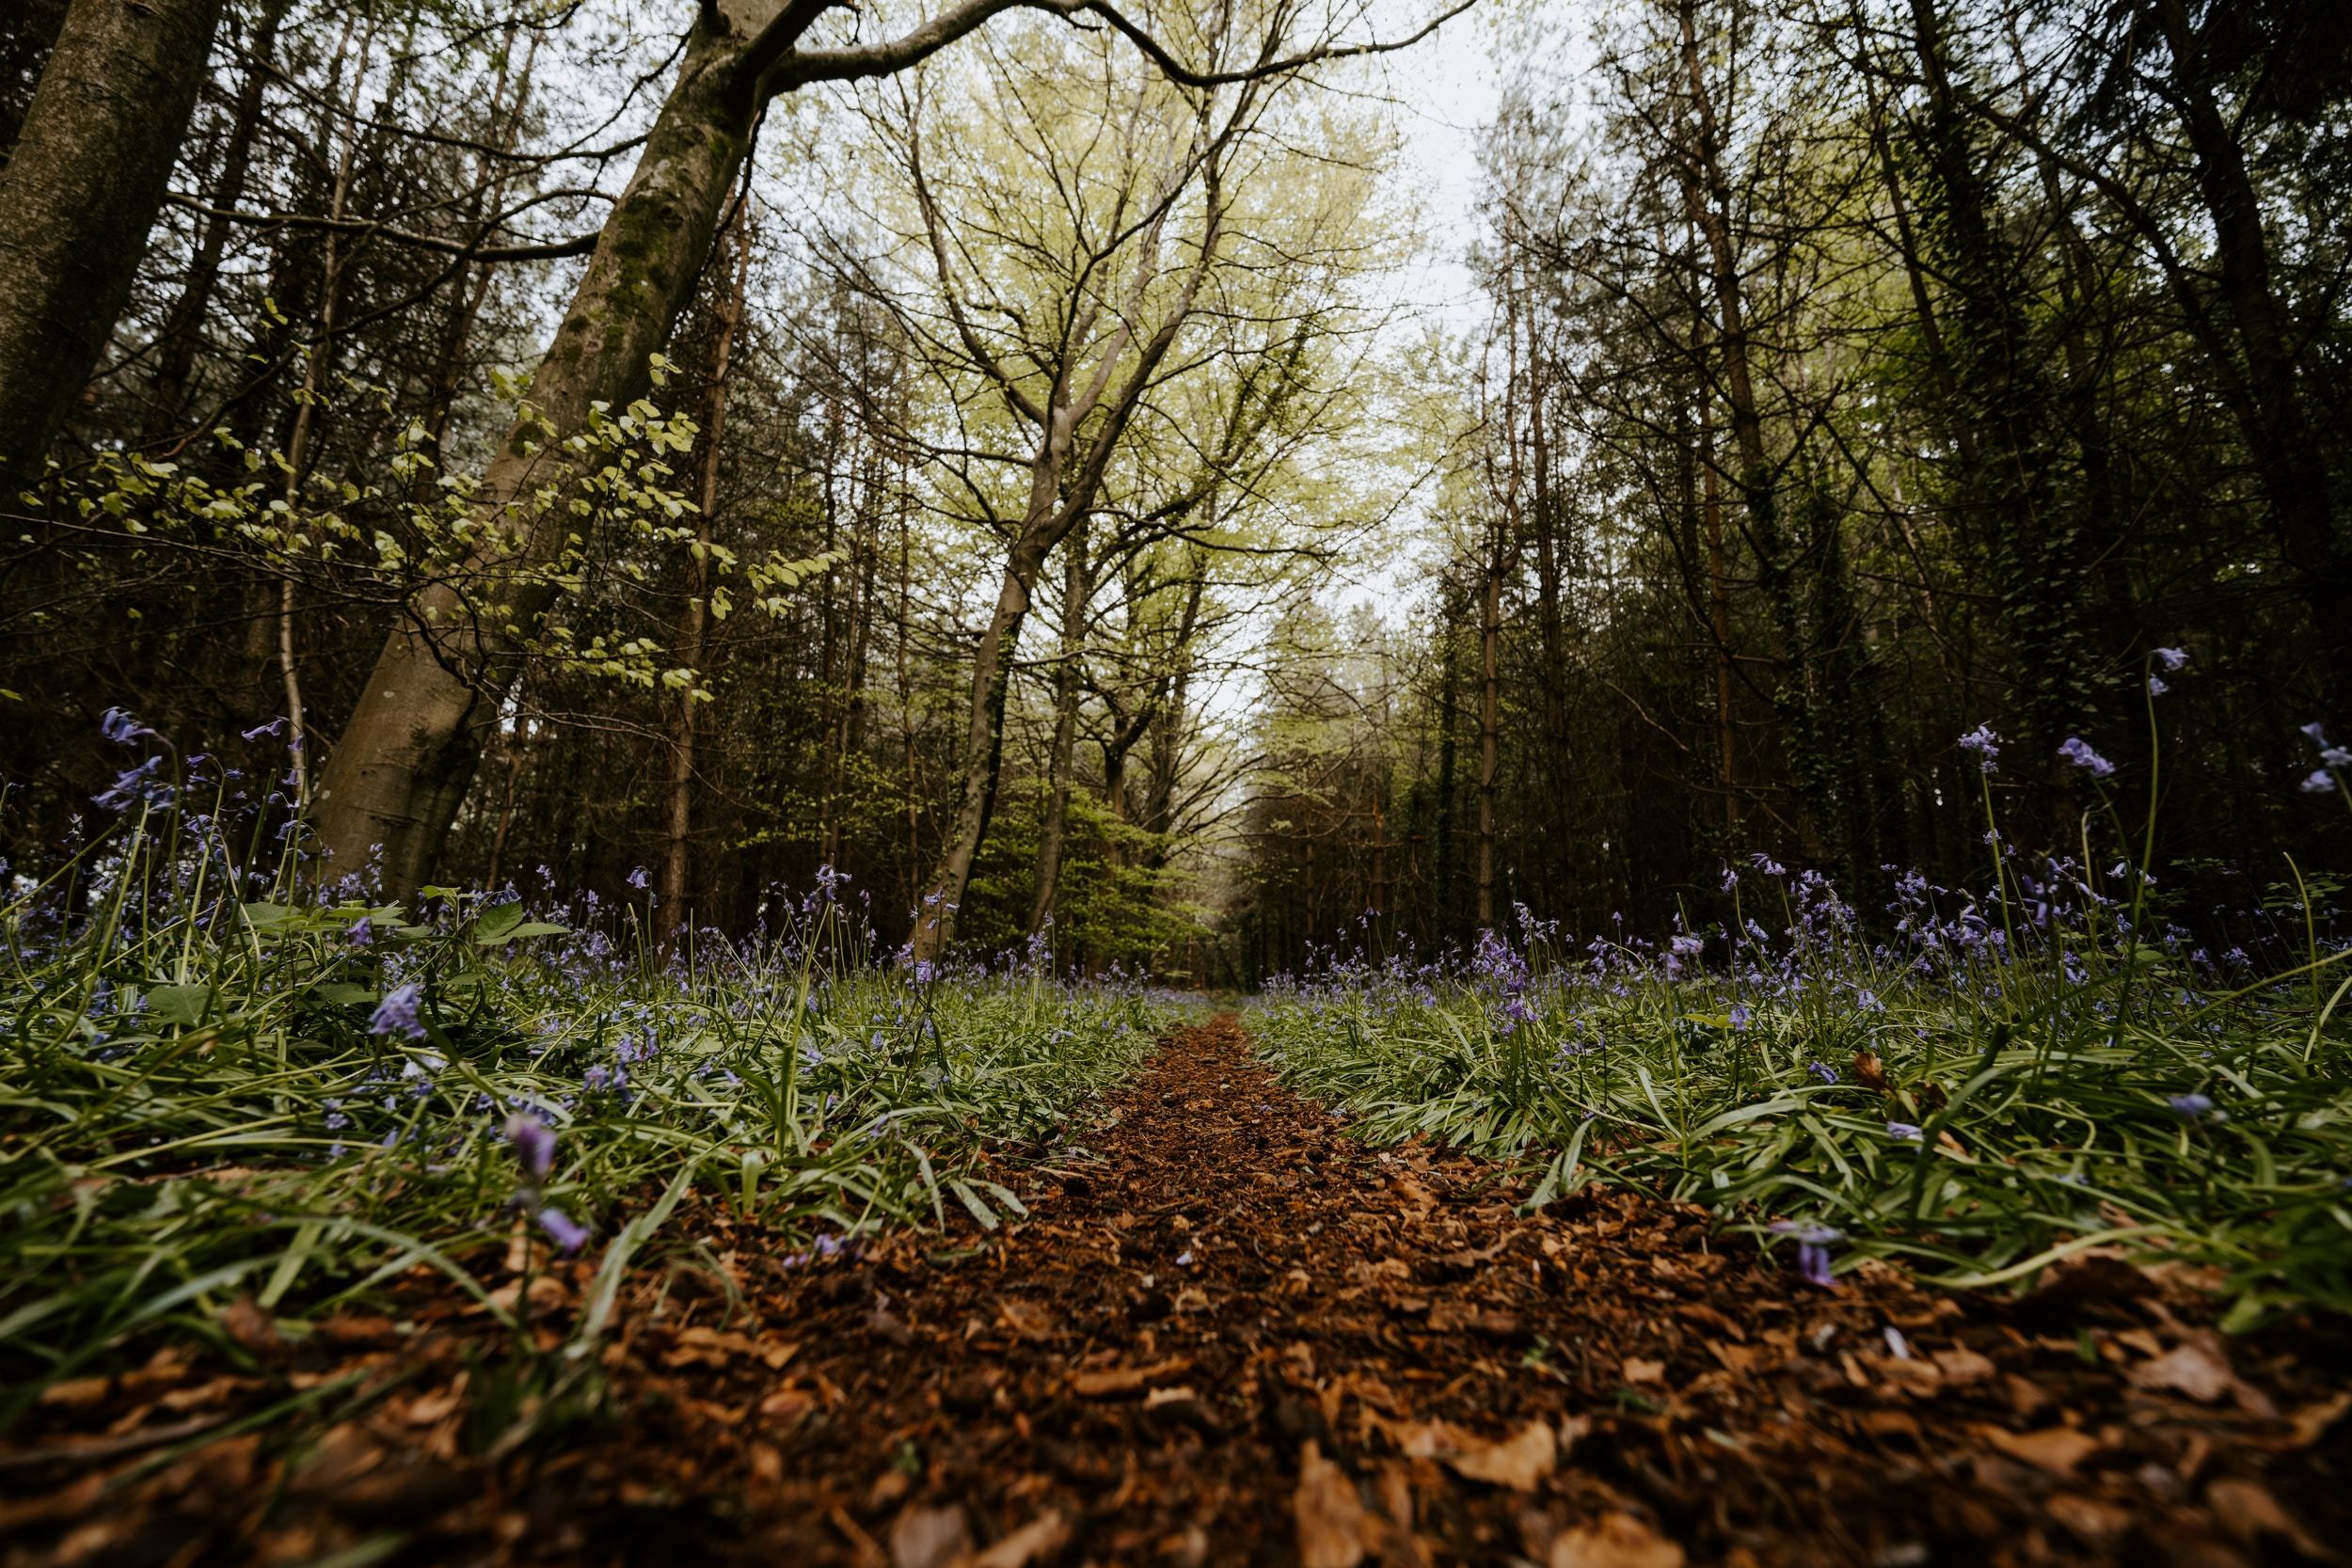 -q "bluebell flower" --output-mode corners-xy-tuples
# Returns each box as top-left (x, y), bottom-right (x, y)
(241, 719), (286, 741)
(1769, 1219), (1842, 1289)
(504, 1112), (555, 1179)
(1808, 1060), (1837, 1085)
(2302, 769), (2338, 794)
(2153, 647), (2187, 673)
(100, 707), (152, 745)
(1887, 1121), (1924, 1142)
(1957, 724), (2000, 773)
(628, 866), (650, 891)
(538, 1208), (590, 1256)
(370, 983), (425, 1040)
(1728, 1002), (1752, 1029)
(2147, 674), (2169, 696)
(2058, 736), (2115, 777)
(2168, 1093), (2224, 1124)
